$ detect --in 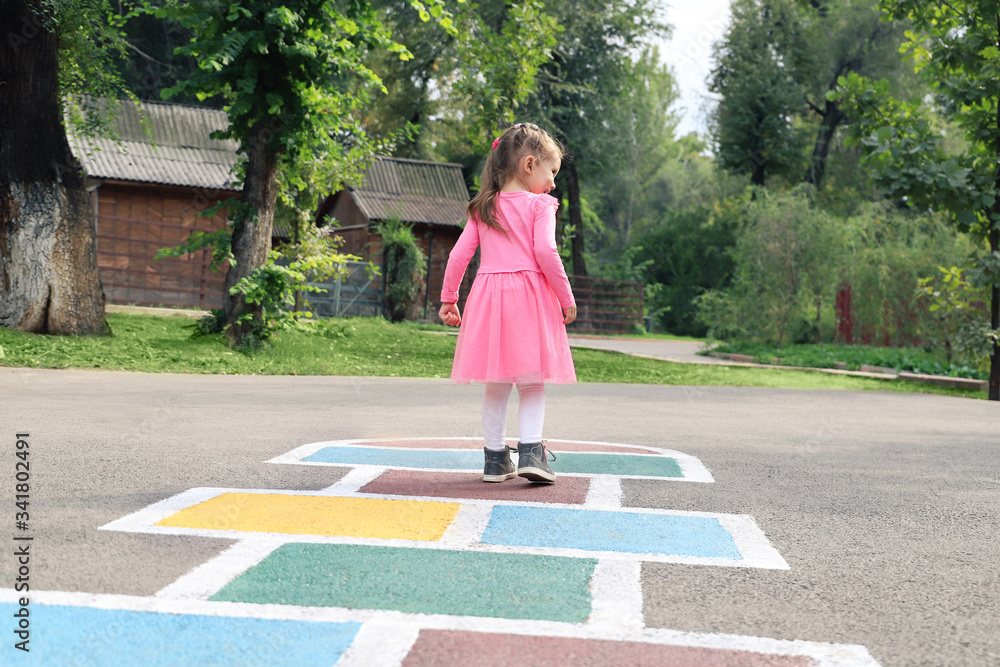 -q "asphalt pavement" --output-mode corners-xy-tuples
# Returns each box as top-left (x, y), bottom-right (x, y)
(1, 366), (998, 666)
